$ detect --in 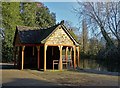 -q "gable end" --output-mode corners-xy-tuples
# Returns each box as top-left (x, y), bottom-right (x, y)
(45, 26), (74, 45)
